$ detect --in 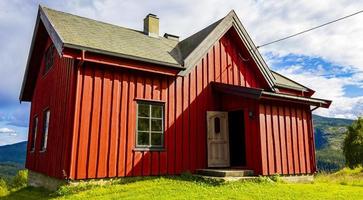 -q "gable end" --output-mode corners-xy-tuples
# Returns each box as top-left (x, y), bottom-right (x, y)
(179, 10), (276, 91)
